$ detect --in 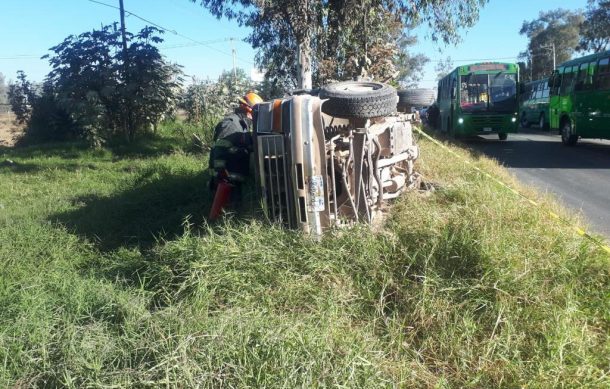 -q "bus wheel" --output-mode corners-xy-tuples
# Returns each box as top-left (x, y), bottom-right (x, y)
(498, 133), (508, 141)
(561, 121), (578, 146)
